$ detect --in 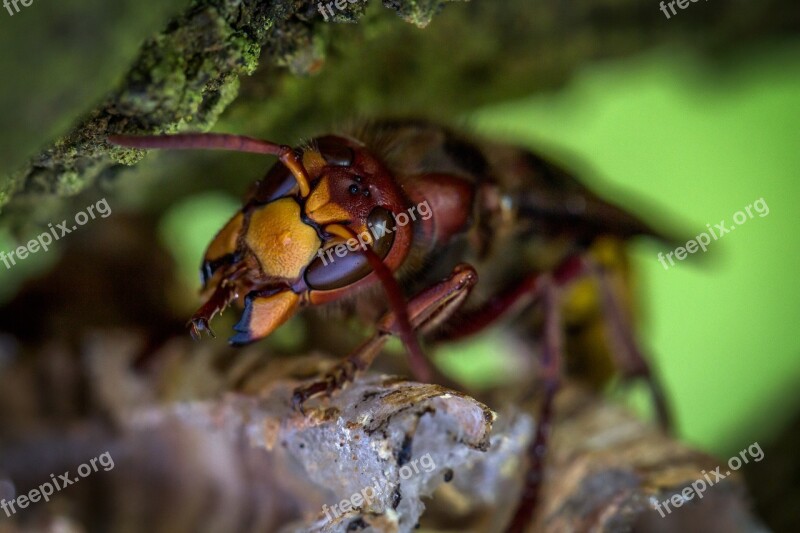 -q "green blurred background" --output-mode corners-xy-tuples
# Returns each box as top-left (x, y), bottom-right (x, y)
(464, 41), (800, 456)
